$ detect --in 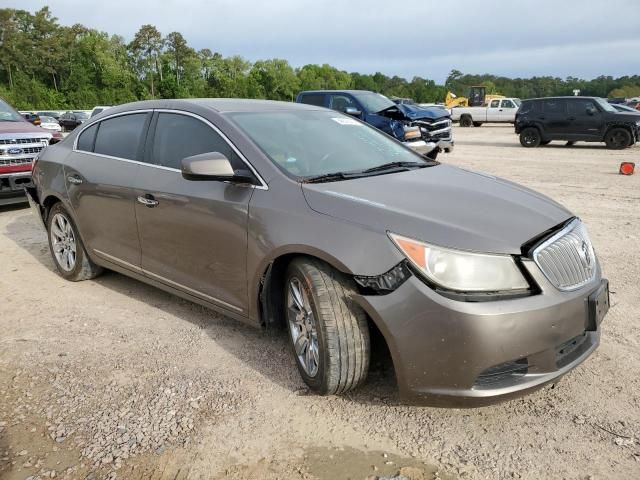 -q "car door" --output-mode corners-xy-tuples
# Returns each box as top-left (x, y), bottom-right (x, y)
(133, 110), (255, 315)
(566, 99), (603, 140)
(541, 99), (569, 138)
(486, 99), (501, 122)
(499, 99), (517, 122)
(64, 112), (151, 269)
